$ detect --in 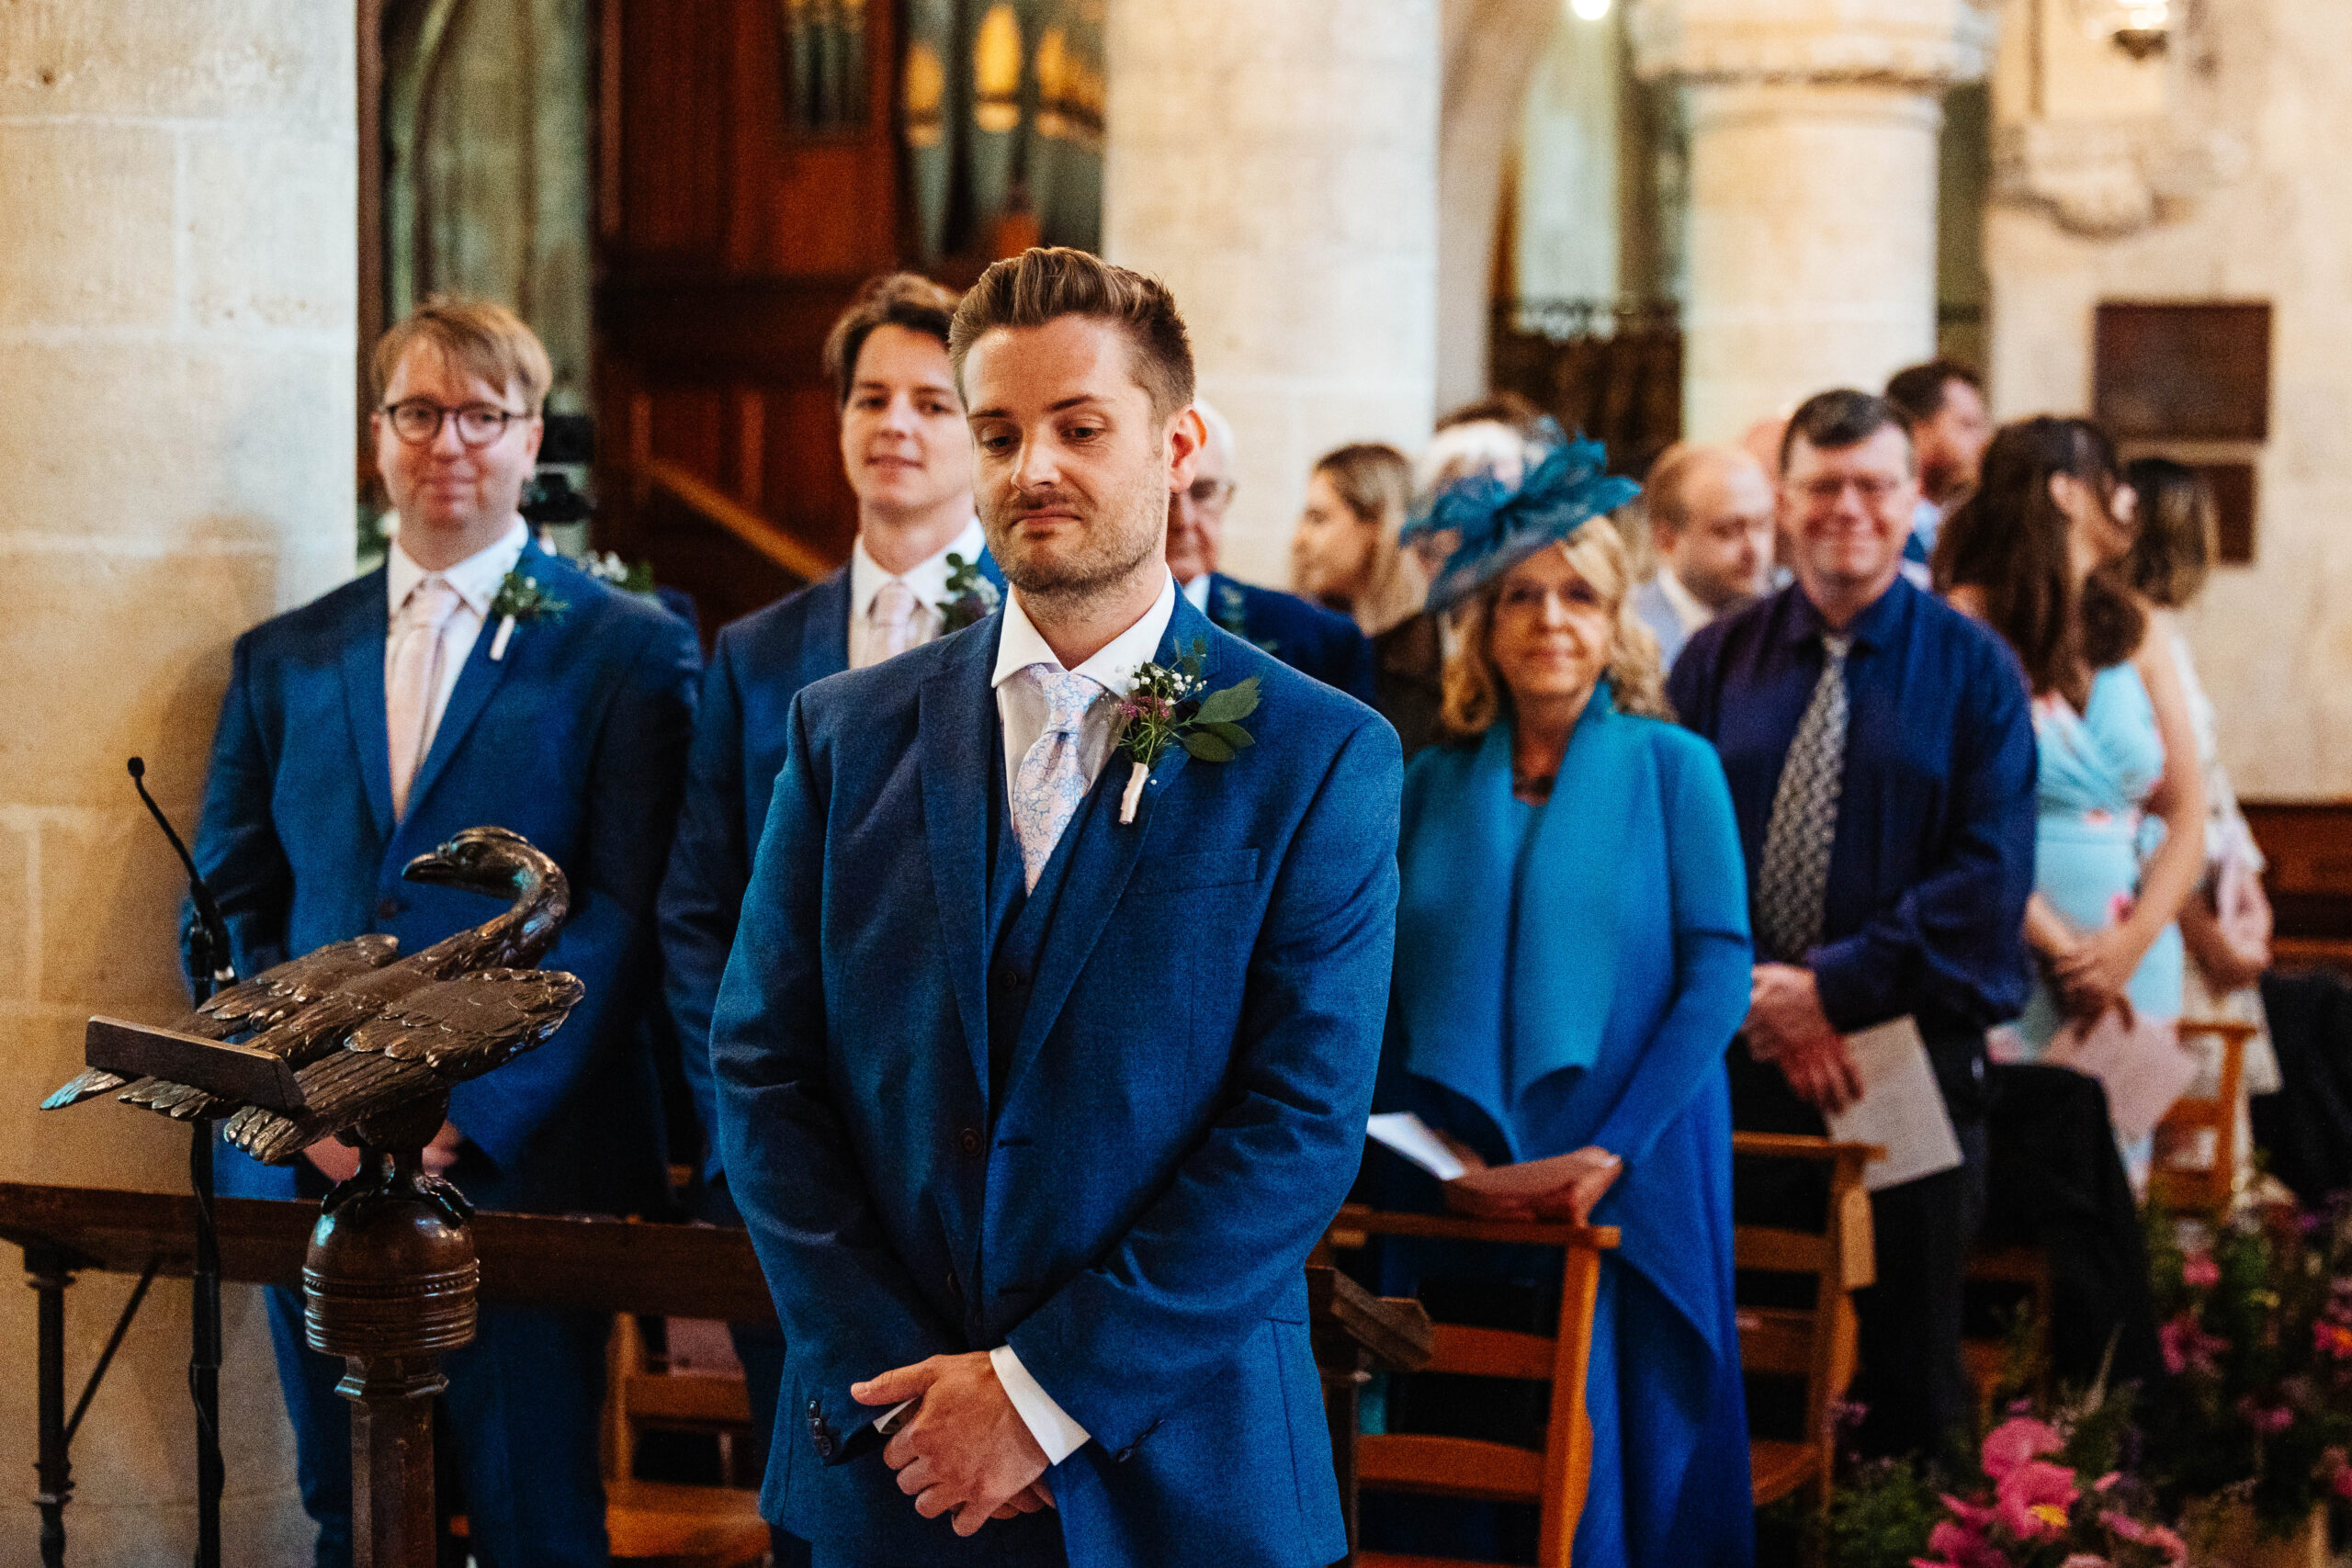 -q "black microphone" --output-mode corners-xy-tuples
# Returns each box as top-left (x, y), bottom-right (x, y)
(127, 758), (234, 990)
